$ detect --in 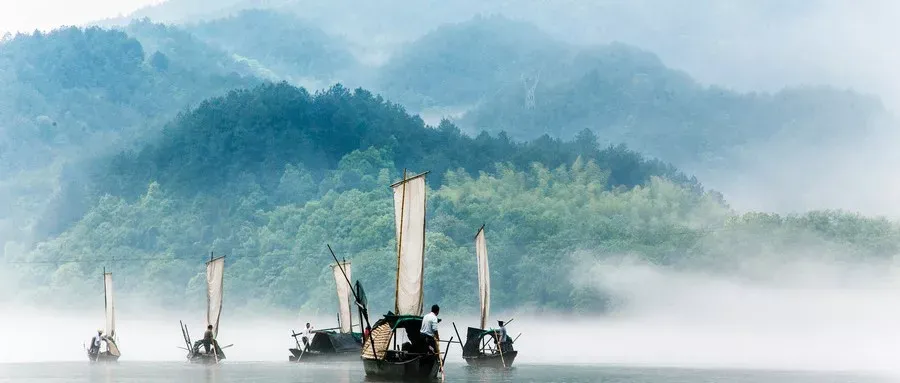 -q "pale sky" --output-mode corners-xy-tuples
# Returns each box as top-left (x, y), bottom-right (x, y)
(0, 0), (164, 34)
